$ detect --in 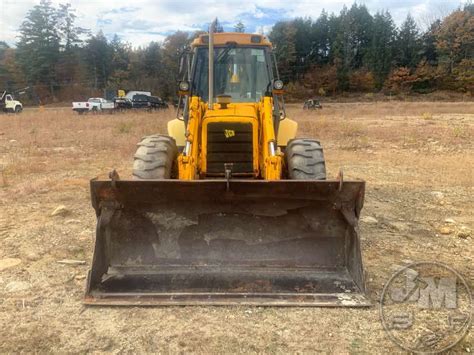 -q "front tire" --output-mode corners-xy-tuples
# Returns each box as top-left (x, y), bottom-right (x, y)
(14, 106), (22, 113)
(132, 135), (178, 179)
(285, 139), (326, 180)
